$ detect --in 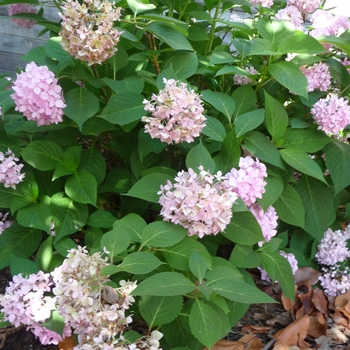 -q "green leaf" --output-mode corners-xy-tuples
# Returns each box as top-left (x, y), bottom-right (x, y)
(35, 235), (53, 272)
(53, 146), (82, 180)
(268, 62), (308, 98)
(139, 295), (183, 328)
(41, 310), (65, 337)
(64, 88), (100, 130)
(0, 224), (42, 269)
(209, 51), (236, 65)
(21, 141), (63, 171)
(280, 148), (326, 183)
(205, 267), (242, 285)
(235, 109), (265, 138)
(186, 142), (215, 173)
(324, 141), (350, 194)
(243, 131), (285, 169)
(258, 18), (295, 46)
(317, 36), (350, 56)
(163, 52), (198, 80)
(87, 211), (116, 228)
(140, 221), (187, 249)
(108, 46), (129, 73)
(119, 252), (163, 274)
(65, 171), (98, 205)
(126, 172), (173, 203)
(202, 116), (226, 142)
(249, 38), (275, 55)
(214, 128), (241, 174)
(138, 130), (166, 162)
(146, 23), (193, 51)
(113, 213), (147, 243)
(189, 300), (222, 349)
(100, 227), (130, 257)
(161, 238), (212, 271)
(132, 272), (196, 296)
(229, 244), (260, 268)
(274, 185), (305, 228)
(103, 76), (144, 94)
(258, 174), (284, 210)
(201, 90), (235, 123)
(98, 92), (145, 125)
(295, 176), (334, 241)
(54, 237), (76, 257)
(232, 85), (257, 119)
(264, 91), (288, 141)
(281, 128), (331, 152)
(79, 149), (106, 185)
(127, 0), (156, 15)
(277, 32), (325, 54)
(189, 251), (208, 283)
(10, 257), (39, 276)
(223, 211), (264, 245)
(259, 251), (295, 300)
